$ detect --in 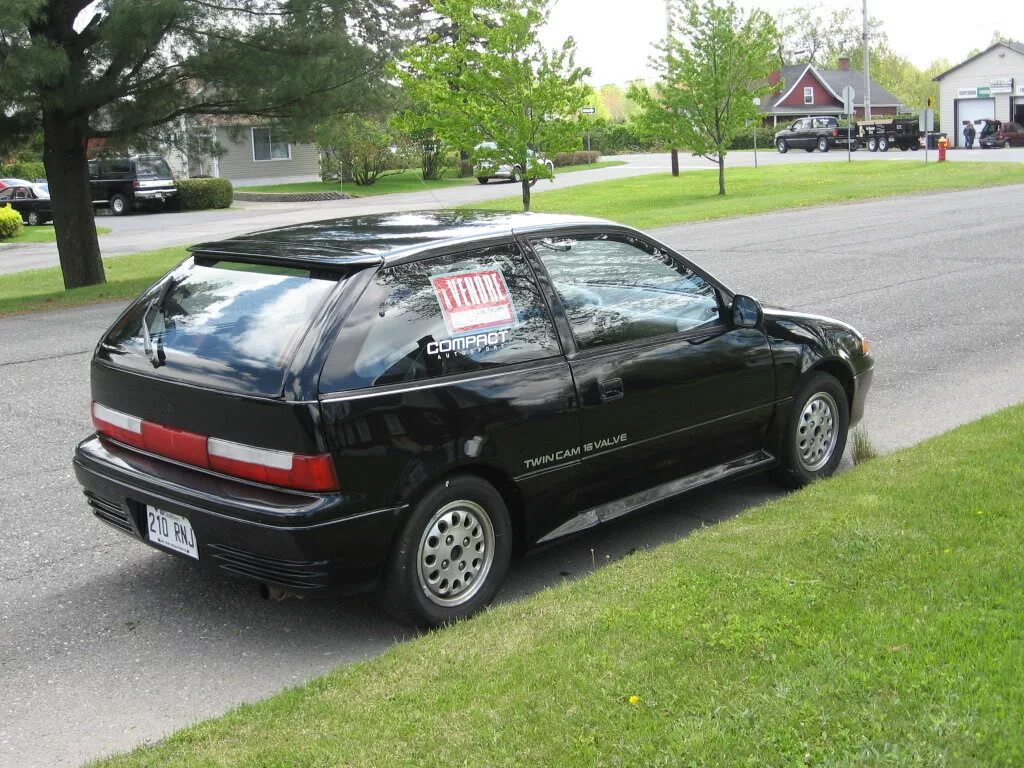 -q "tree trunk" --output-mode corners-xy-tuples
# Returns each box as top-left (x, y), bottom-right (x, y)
(671, 148), (679, 177)
(42, 111), (105, 289)
(718, 155), (726, 196)
(521, 177), (531, 211)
